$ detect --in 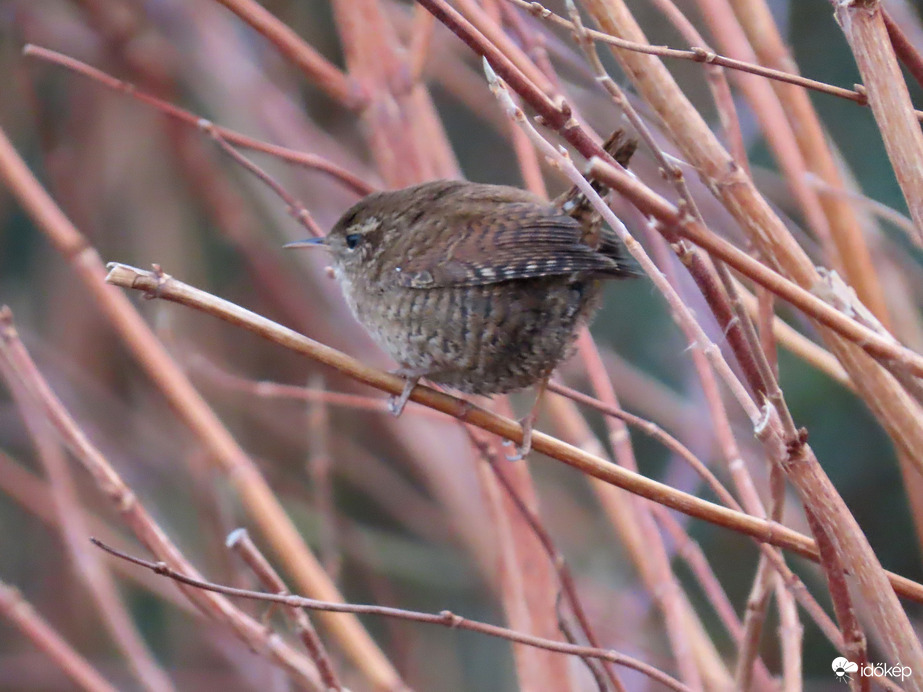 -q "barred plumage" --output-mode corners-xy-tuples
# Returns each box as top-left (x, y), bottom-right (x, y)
(287, 131), (640, 424)
(342, 180), (639, 291)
